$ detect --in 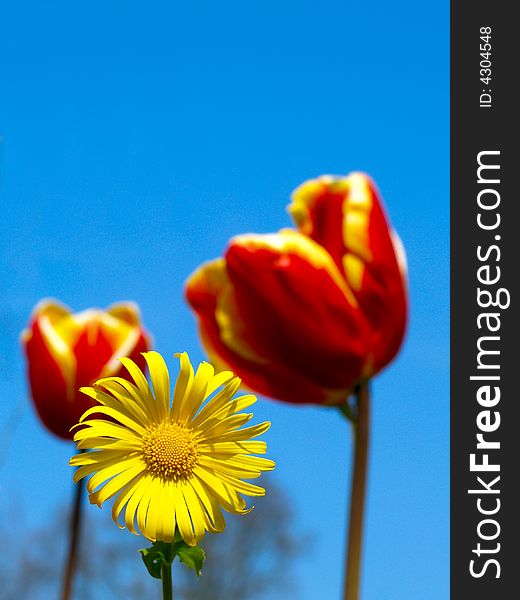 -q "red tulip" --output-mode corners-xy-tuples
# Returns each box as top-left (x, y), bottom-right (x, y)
(22, 299), (152, 439)
(186, 172), (407, 405)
